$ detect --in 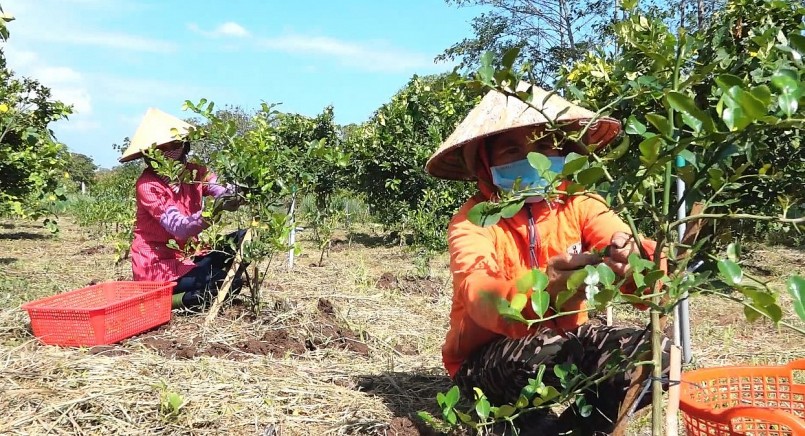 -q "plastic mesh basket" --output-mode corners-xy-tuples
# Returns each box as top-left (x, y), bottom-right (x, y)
(680, 359), (805, 436)
(21, 281), (174, 346)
